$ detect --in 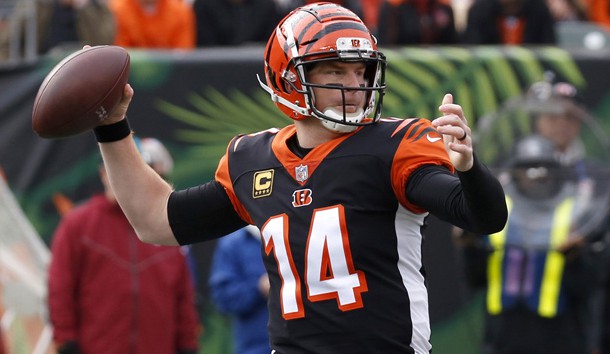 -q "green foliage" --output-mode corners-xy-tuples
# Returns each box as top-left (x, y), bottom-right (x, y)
(197, 301), (233, 354)
(154, 89), (289, 174)
(156, 46), (587, 172)
(127, 48), (183, 91)
(17, 153), (101, 243)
